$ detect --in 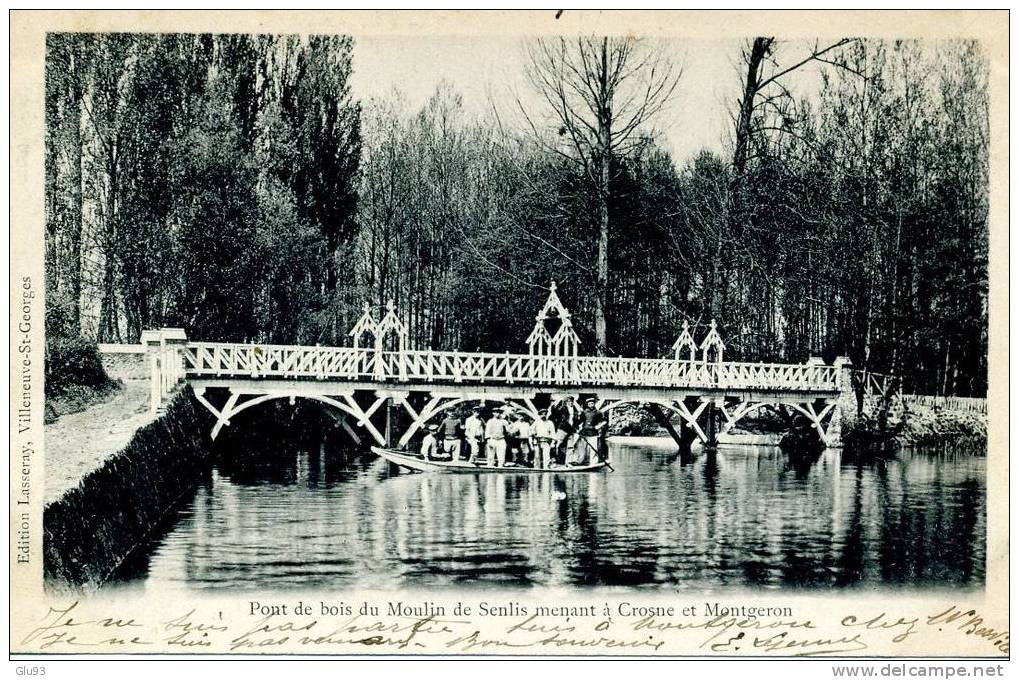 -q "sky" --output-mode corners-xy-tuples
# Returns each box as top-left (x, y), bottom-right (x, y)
(348, 35), (754, 165)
